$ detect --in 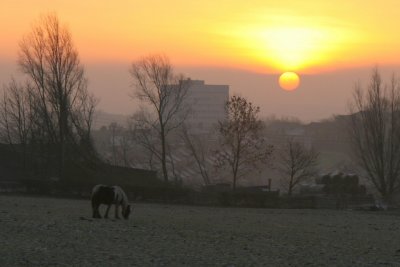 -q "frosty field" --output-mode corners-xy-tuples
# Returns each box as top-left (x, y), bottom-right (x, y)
(1, 195), (400, 266)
